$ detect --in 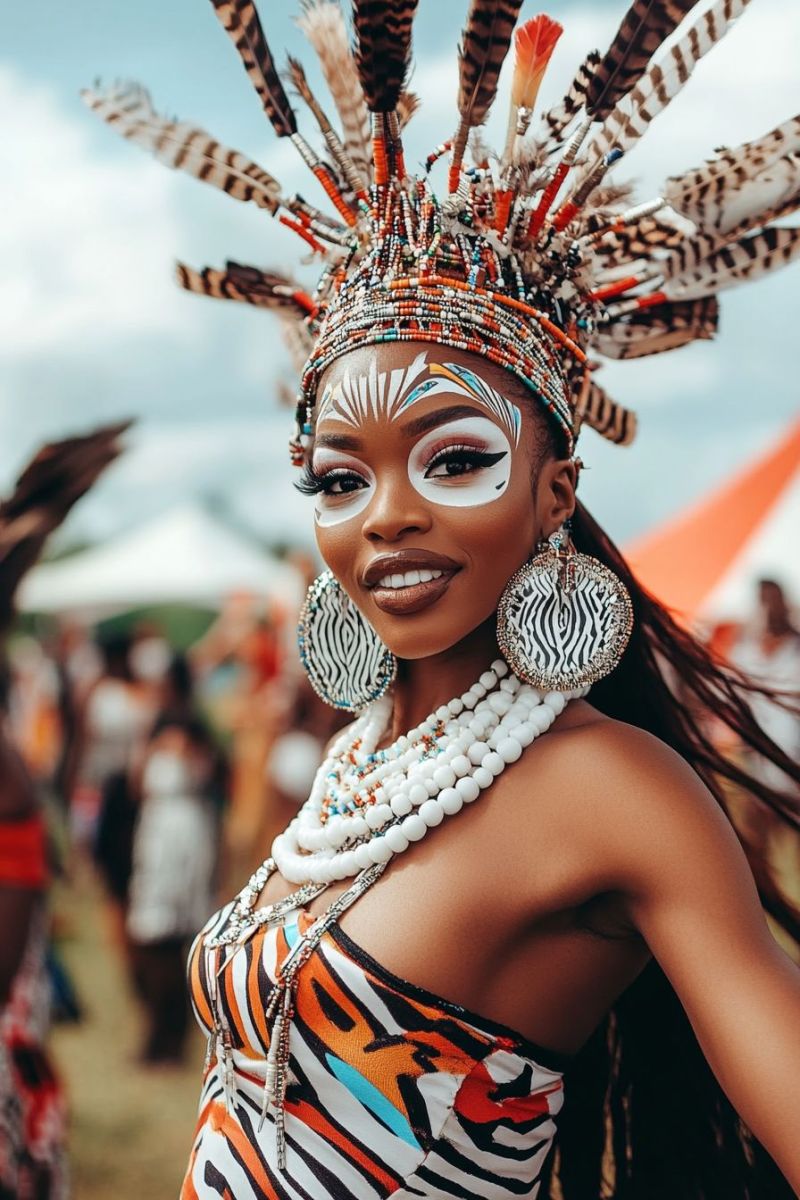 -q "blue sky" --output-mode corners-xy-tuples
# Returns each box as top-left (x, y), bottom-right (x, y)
(2, 0), (798, 553)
